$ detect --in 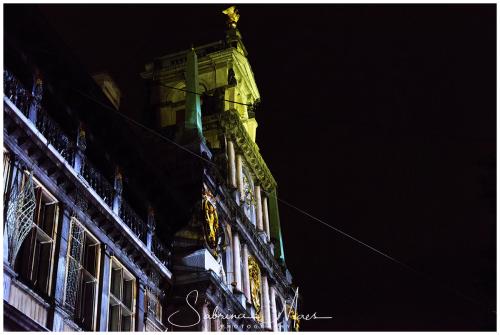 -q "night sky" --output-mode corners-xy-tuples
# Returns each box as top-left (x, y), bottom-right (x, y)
(21, 4), (496, 331)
